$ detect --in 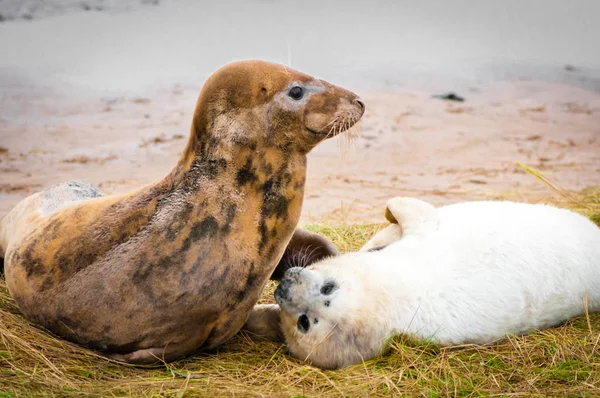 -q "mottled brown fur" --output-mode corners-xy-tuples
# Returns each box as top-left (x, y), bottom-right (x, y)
(0, 60), (363, 363)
